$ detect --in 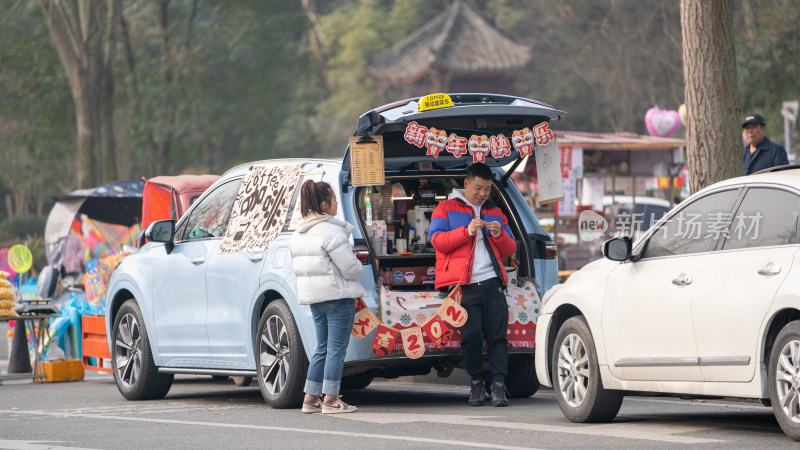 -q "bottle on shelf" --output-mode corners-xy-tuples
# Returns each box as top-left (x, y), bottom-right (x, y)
(365, 187), (373, 226)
